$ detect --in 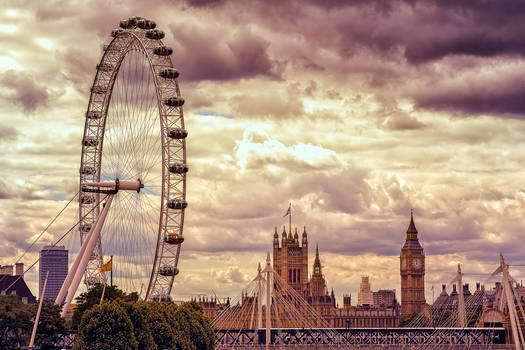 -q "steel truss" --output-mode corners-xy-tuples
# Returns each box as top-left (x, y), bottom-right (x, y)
(215, 328), (506, 346)
(79, 17), (186, 299)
